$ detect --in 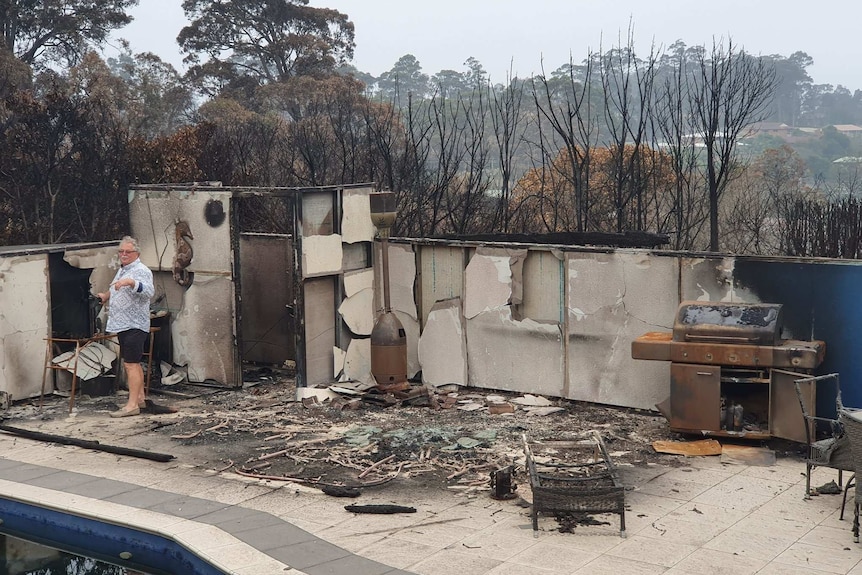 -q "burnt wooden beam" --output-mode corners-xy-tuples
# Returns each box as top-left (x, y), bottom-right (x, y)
(0, 424), (175, 462)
